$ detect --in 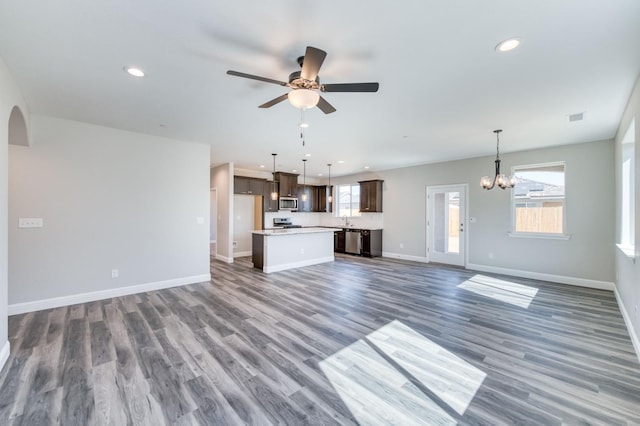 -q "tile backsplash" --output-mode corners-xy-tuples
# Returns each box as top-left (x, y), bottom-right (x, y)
(265, 212), (383, 229)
